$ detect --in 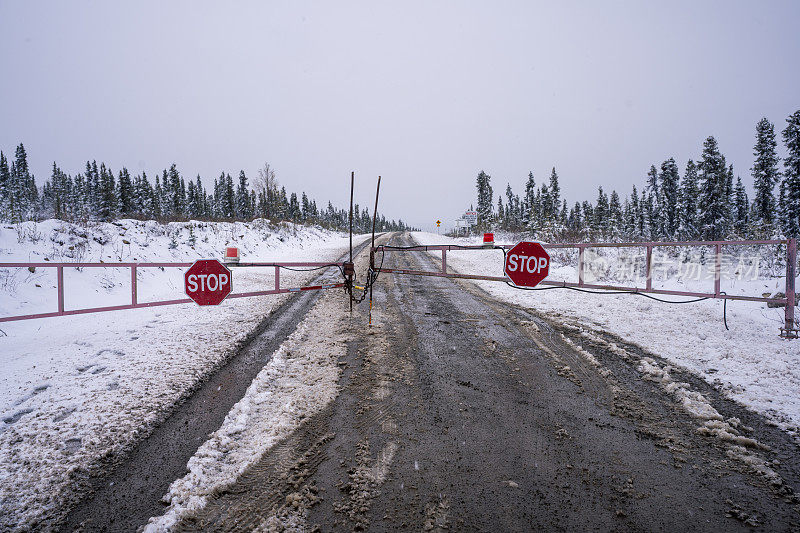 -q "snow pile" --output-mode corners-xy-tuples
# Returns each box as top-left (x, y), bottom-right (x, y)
(569, 326), (787, 493)
(412, 232), (800, 436)
(0, 219), (366, 531)
(143, 283), (347, 532)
